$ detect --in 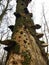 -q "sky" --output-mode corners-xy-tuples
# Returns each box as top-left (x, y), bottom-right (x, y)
(28, 0), (49, 25)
